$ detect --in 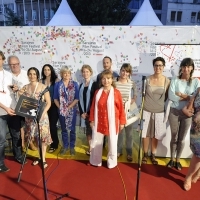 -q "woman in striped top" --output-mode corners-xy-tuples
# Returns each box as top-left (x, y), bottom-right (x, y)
(115, 63), (138, 162)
